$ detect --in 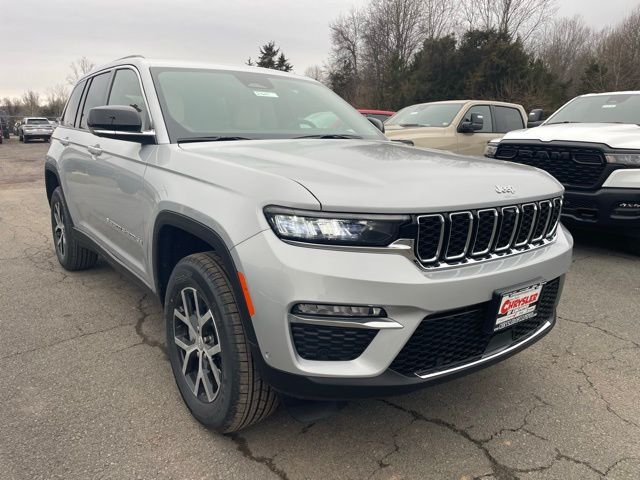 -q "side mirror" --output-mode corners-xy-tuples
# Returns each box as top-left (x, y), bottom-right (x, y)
(88, 105), (155, 144)
(367, 116), (385, 133)
(527, 109), (544, 128)
(458, 113), (484, 133)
